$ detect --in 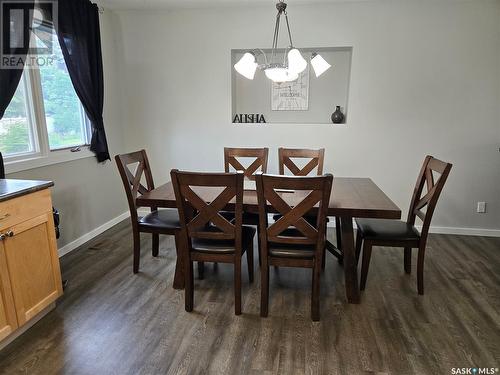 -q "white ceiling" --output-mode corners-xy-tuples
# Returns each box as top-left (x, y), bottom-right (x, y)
(98, 0), (371, 11)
